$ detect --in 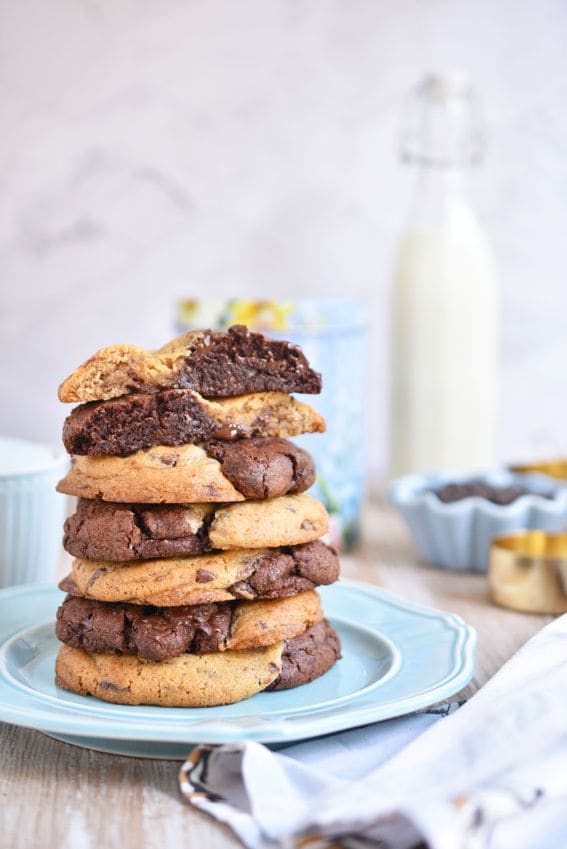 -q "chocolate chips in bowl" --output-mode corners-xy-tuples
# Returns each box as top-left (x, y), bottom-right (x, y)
(389, 471), (567, 573)
(432, 481), (554, 506)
